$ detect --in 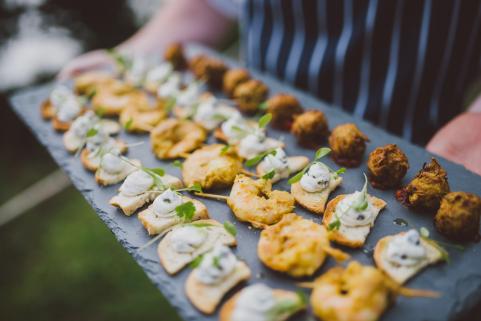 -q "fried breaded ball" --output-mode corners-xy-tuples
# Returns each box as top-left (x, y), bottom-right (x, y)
(396, 158), (450, 212)
(265, 93), (304, 131)
(367, 144), (409, 189)
(328, 123), (369, 167)
(258, 213), (348, 277)
(291, 110), (329, 148)
(164, 42), (187, 70)
(189, 54), (227, 89)
(233, 79), (269, 115)
(182, 144), (243, 190)
(223, 68), (250, 97)
(434, 192), (481, 242)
